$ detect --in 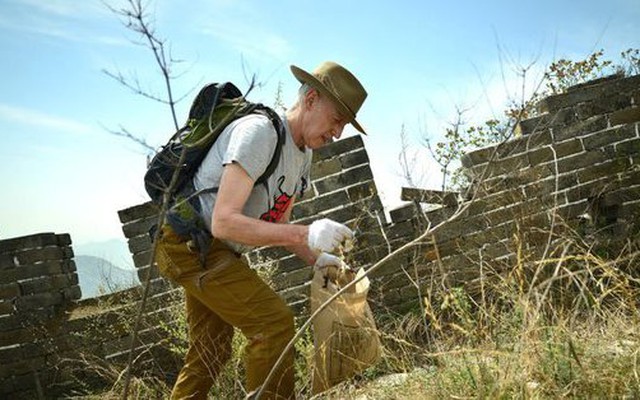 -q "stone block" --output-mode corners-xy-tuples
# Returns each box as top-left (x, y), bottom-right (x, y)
(62, 285), (82, 301)
(615, 138), (640, 157)
(271, 255), (305, 274)
(121, 215), (158, 239)
(340, 148), (369, 168)
(312, 135), (364, 162)
(135, 264), (160, 284)
(0, 283), (21, 301)
(0, 299), (15, 316)
(346, 180), (377, 202)
(575, 157), (631, 184)
(575, 93), (634, 120)
(13, 247), (68, 266)
(14, 292), (62, 312)
(18, 277), (54, 296)
(555, 149), (609, 174)
(0, 233), (59, 255)
(460, 146), (493, 168)
(310, 157), (341, 180)
(272, 266), (312, 291)
(603, 185), (640, 206)
(609, 106), (640, 126)
(471, 152), (530, 180)
(132, 249), (153, 269)
(516, 114), (552, 137)
(389, 203), (419, 223)
(128, 235), (152, 255)
(314, 164), (374, 195)
(582, 124), (636, 151)
(290, 190), (349, 220)
(553, 115), (610, 142)
(401, 187), (459, 206)
(117, 202), (157, 224)
(538, 74), (639, 112)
